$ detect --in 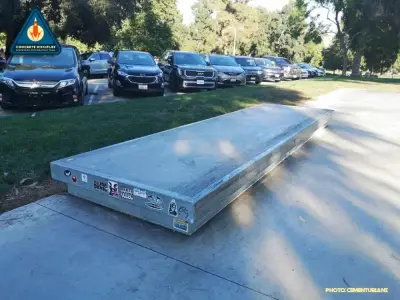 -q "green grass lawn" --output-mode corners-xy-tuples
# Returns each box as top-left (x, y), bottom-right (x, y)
(0, 76), (399, 211)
